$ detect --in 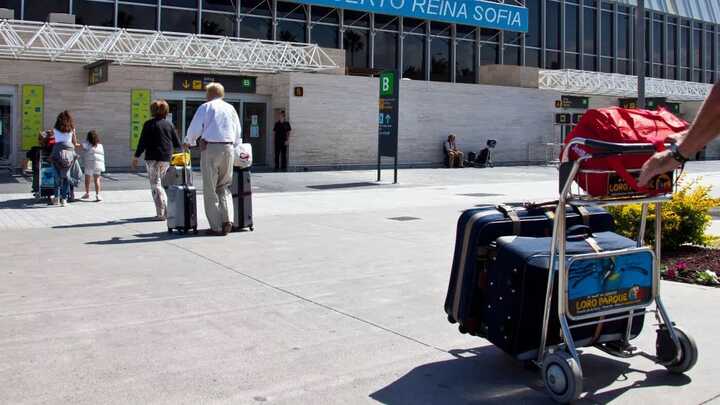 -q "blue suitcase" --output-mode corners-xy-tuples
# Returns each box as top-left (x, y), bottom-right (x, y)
(444, 203), (614, 336)
(484, 231), (649, 359)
